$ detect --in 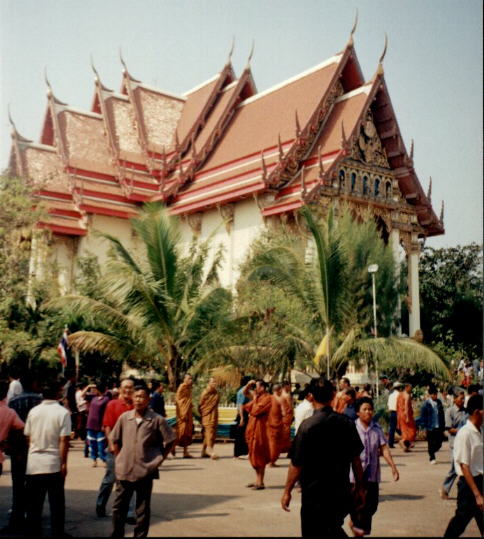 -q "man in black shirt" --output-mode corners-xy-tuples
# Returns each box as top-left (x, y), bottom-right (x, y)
(4, 373), (42, 534)
(150, 380), (166, 417)
(281, 378), (365, 537)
